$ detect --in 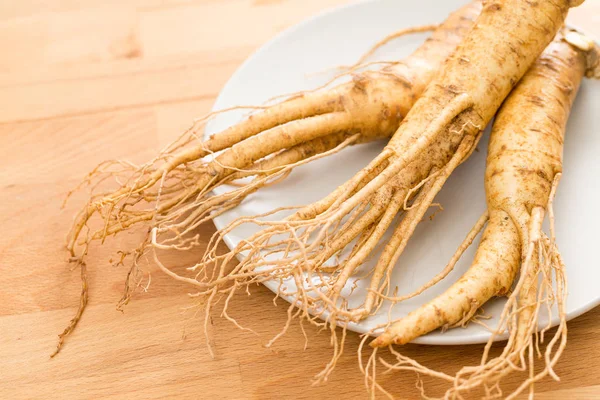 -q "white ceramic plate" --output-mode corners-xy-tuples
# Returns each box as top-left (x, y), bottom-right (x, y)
(205, 0), (600, 344)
